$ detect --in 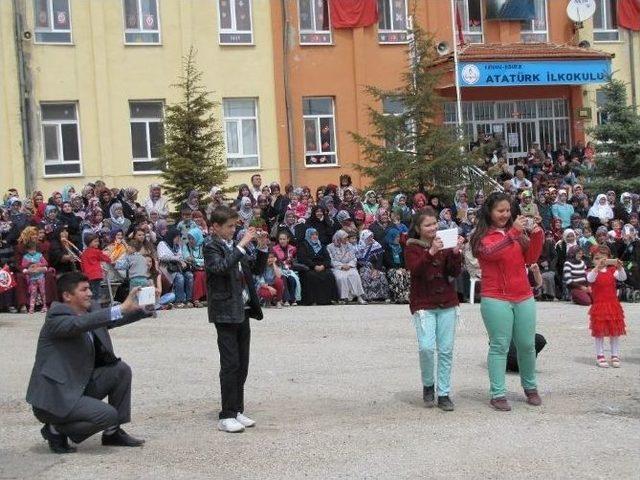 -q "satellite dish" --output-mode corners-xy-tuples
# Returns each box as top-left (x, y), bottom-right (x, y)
(567, 0), (596, 22)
